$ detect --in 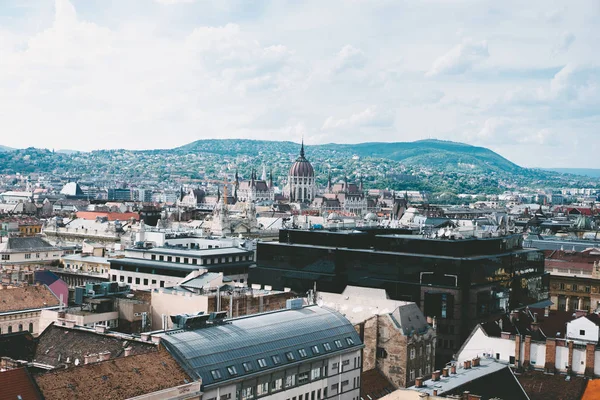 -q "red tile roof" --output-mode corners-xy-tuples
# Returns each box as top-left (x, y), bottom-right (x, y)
(75, 211), (139, 221)
(0, 285), (60, 313)
(0, 368), (42, 400)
